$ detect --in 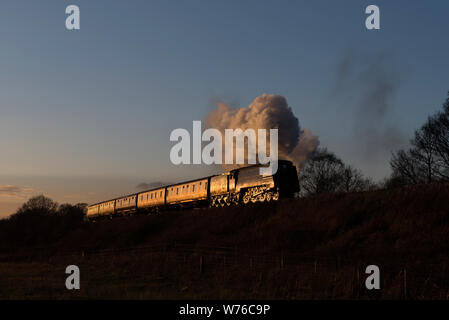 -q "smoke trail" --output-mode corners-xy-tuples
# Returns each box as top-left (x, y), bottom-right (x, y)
(333, 52), (406, 158)
(205, 94), (319, 171)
